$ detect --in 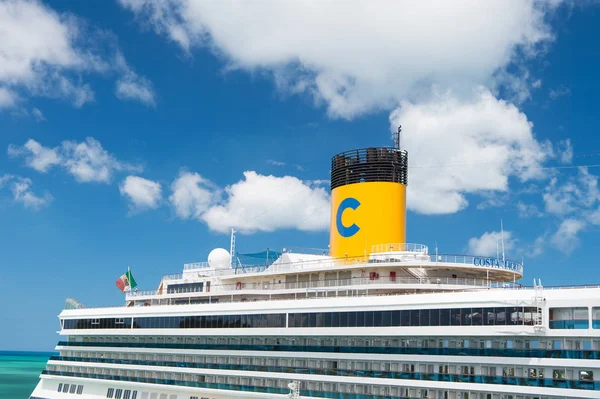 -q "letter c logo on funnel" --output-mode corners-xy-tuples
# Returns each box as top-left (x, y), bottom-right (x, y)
(336, 197), (361, 238)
